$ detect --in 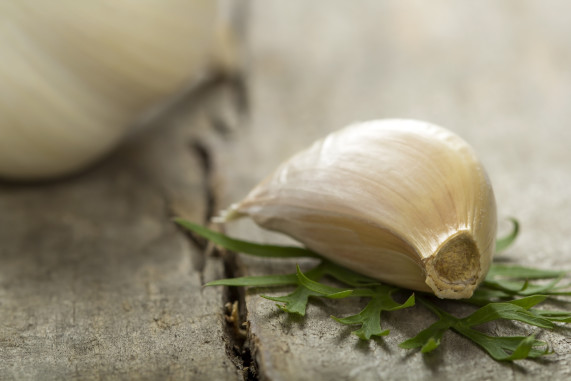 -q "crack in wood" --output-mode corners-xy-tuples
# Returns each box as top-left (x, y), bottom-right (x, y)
(221, 249), (258, 381)
(205, 71), (259, 381)
(189, 140), (218, 225)
(171, 73), (257, 380)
